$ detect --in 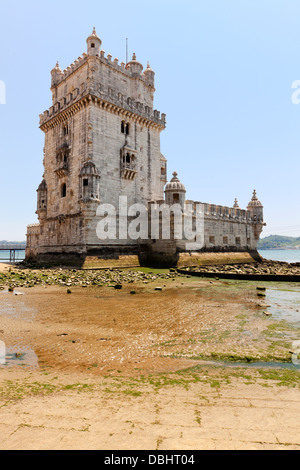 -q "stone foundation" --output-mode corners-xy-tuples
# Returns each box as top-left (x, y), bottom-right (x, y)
(25, 246), (262, 269)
